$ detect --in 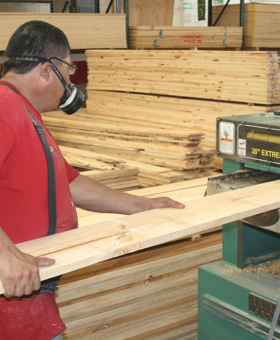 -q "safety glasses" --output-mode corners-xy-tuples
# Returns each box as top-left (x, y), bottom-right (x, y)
(7, 55), (77, 75)
(49, 56), (77, 75)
